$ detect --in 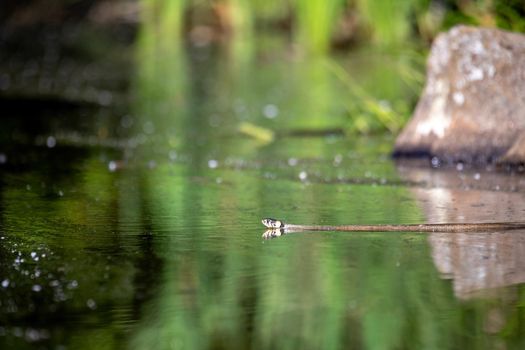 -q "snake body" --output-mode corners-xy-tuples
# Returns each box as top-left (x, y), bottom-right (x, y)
(261, 218), (525, 234)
